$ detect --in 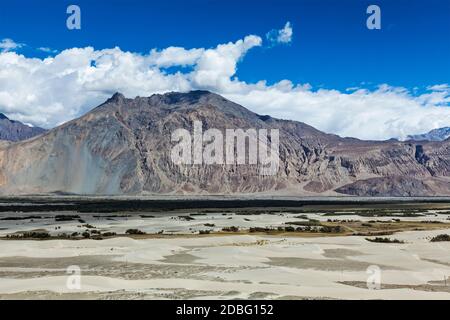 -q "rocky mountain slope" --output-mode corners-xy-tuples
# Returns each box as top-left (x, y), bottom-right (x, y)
(407, 127), (450, 142)
(0, 91), (449, 196)
(0, 113), (46, 142)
